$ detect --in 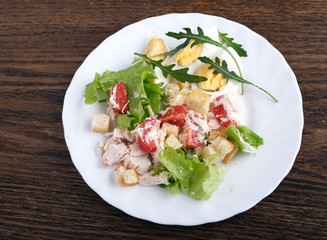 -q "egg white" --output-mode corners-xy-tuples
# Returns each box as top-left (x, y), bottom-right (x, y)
(153, 26), (243, 105)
